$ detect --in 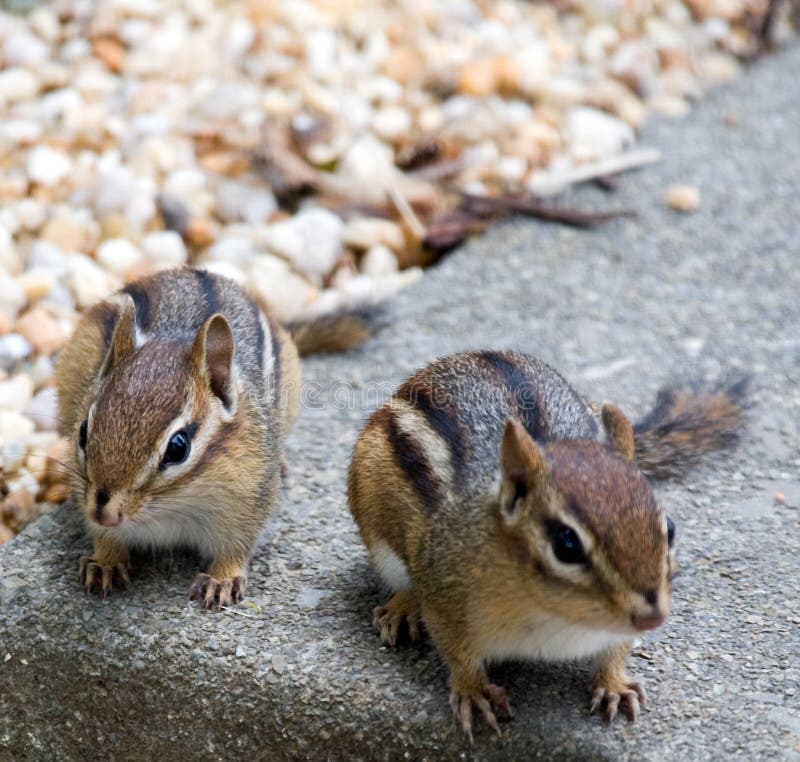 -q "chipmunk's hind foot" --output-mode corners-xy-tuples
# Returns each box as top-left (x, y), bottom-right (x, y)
(372, 590), (422, 647)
